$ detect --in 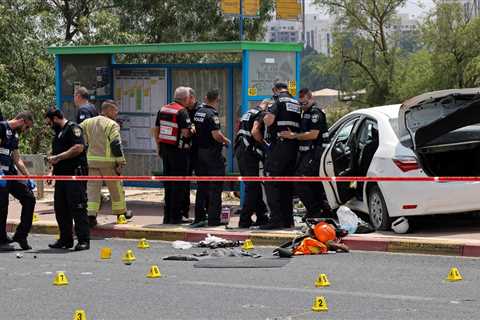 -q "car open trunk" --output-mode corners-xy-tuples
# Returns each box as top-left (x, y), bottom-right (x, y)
(398, 89), (480, 176)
